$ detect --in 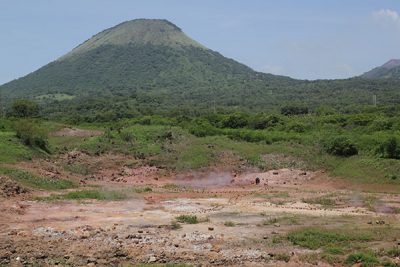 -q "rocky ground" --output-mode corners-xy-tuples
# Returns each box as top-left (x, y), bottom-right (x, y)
(1, 159), (400, 266)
